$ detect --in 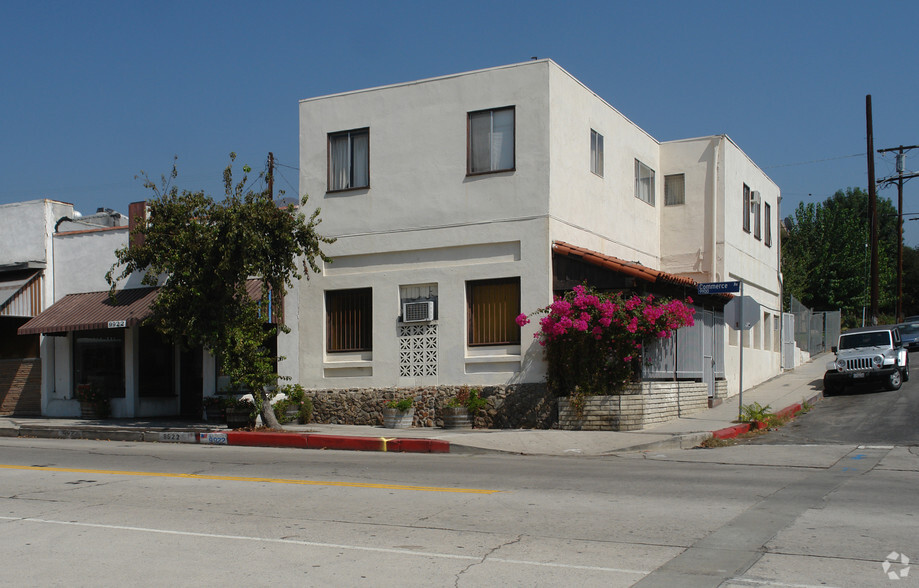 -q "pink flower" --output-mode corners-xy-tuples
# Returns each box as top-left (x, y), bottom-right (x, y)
(515, 313), (530, 327)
